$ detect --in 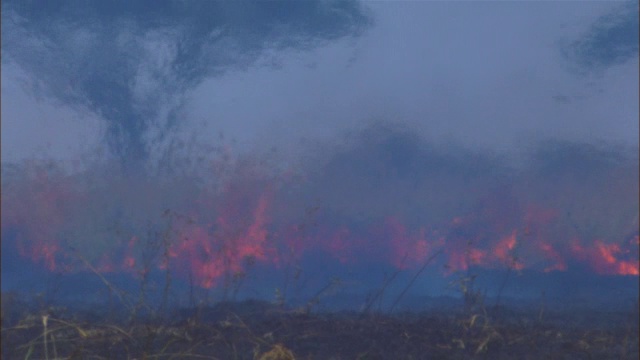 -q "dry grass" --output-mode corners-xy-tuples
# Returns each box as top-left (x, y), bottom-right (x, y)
(2, 296), (638, 359)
